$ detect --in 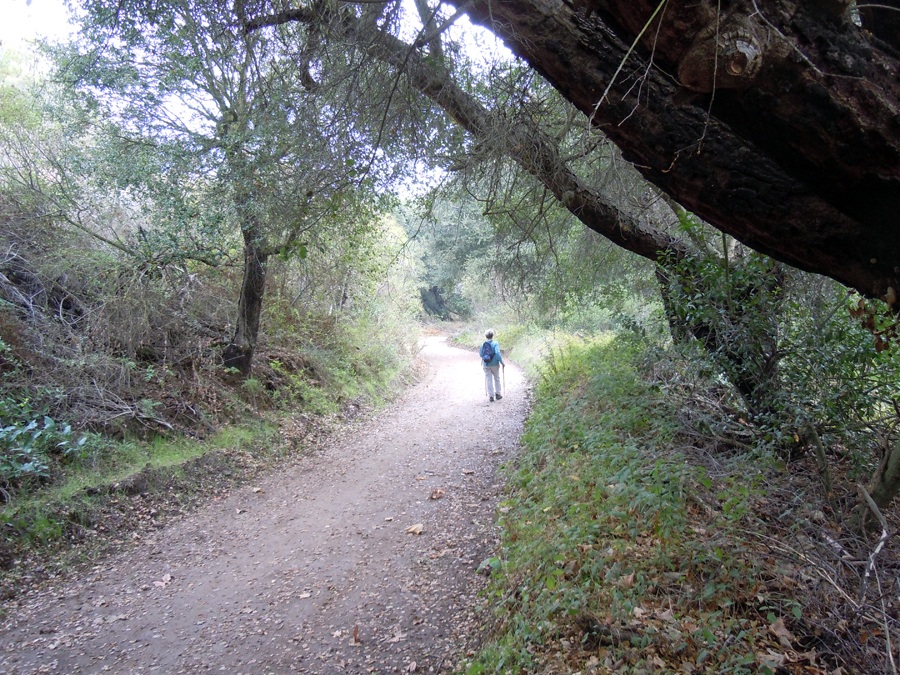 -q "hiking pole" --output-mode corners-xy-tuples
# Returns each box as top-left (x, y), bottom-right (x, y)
(503, 363), (506, 396)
